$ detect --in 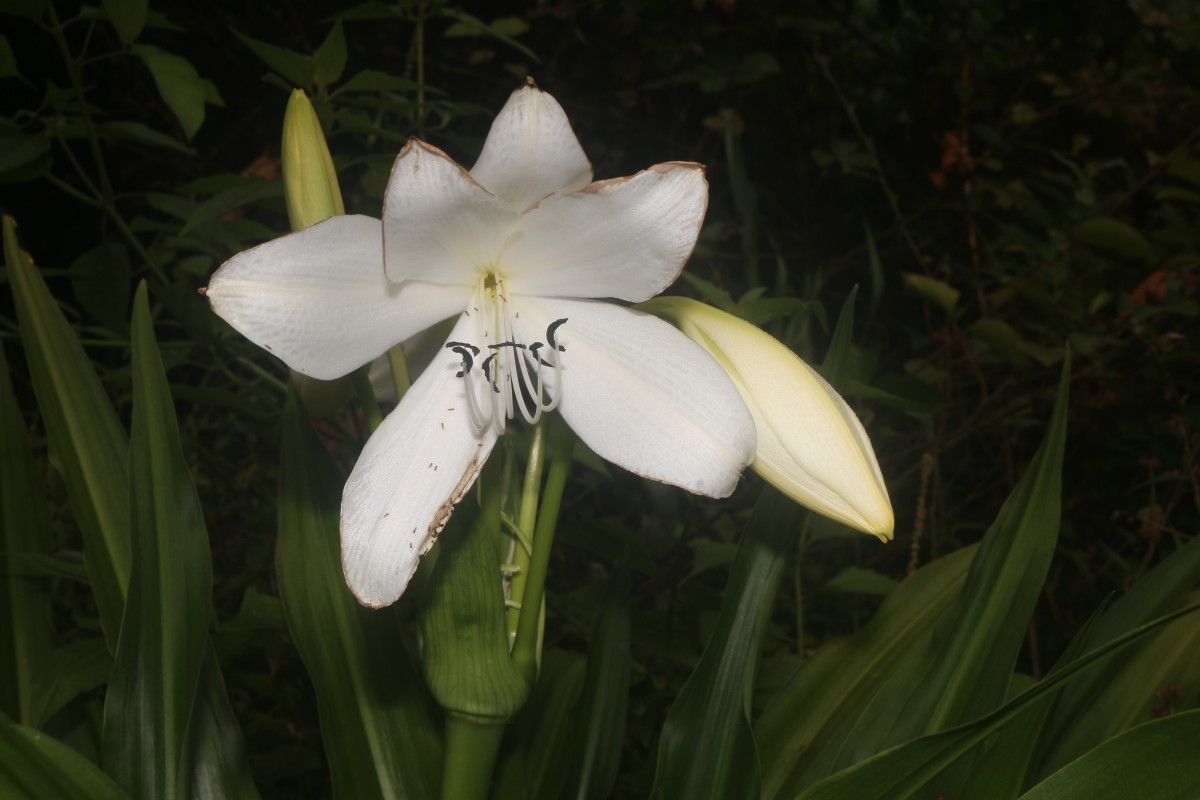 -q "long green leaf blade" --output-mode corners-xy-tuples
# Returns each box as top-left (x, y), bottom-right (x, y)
(0, 711), (129, 800)
(5, 214), (130, 651)
(101, 283), (213, 799)
(1018, 710), (1200, 800)
(0, 344), (54, 724)
(652, 489), (801, 800)
(277, 390), (440, 799)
